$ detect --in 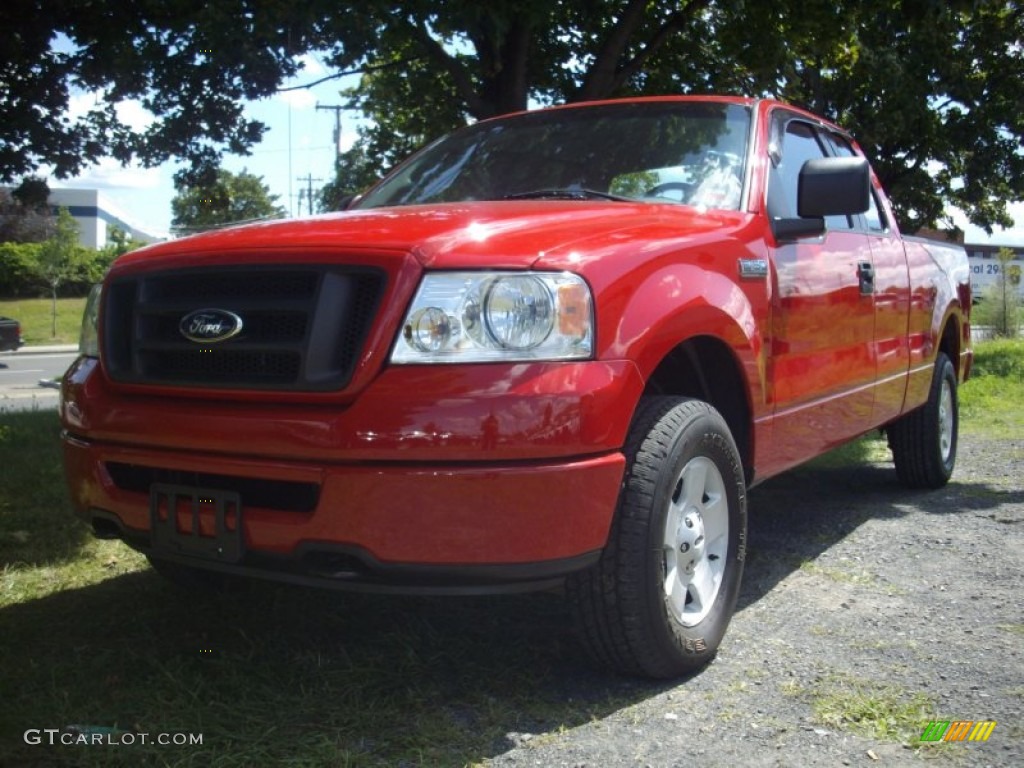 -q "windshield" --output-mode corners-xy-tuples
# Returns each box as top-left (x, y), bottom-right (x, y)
(355, 101), (752, 211)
